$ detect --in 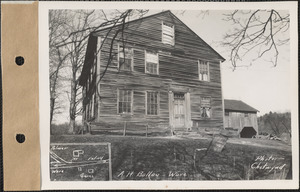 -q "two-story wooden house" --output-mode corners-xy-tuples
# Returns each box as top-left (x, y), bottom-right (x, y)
(79, 10), (225, 135)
